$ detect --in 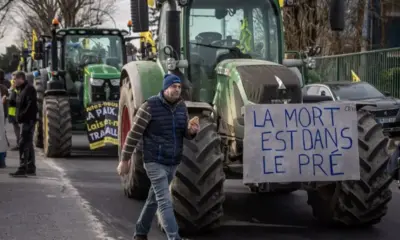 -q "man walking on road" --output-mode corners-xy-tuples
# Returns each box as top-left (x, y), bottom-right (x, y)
(9, 71), (38, 177)
(118, 73), (200, 240)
